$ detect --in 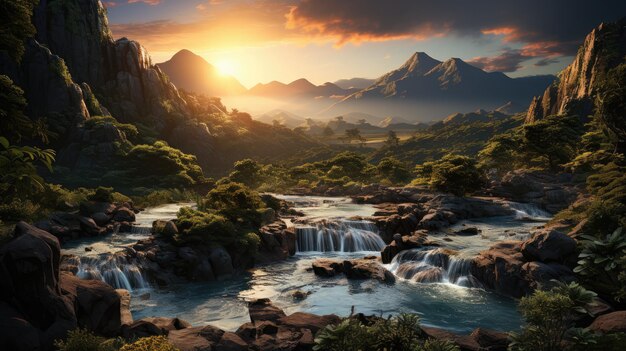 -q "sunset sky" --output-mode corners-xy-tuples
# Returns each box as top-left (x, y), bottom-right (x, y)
(105, 0), (626, 88)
